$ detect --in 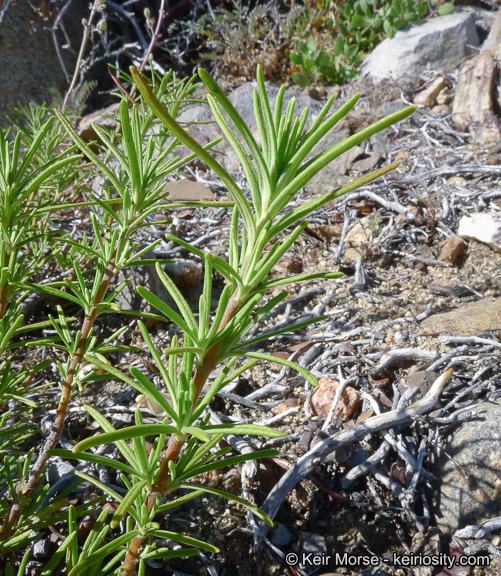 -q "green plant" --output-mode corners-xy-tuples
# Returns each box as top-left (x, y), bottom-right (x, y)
(179, 0), (300, 81)
(290, 34), (362, 86)
(0, 69), (214, 551)
(0, 61), (415, 574)
(0, 109), (86, 552)
(66, 63), (415, 575)
(289, 0), (440, 86)
(368, 208), (384, 238)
